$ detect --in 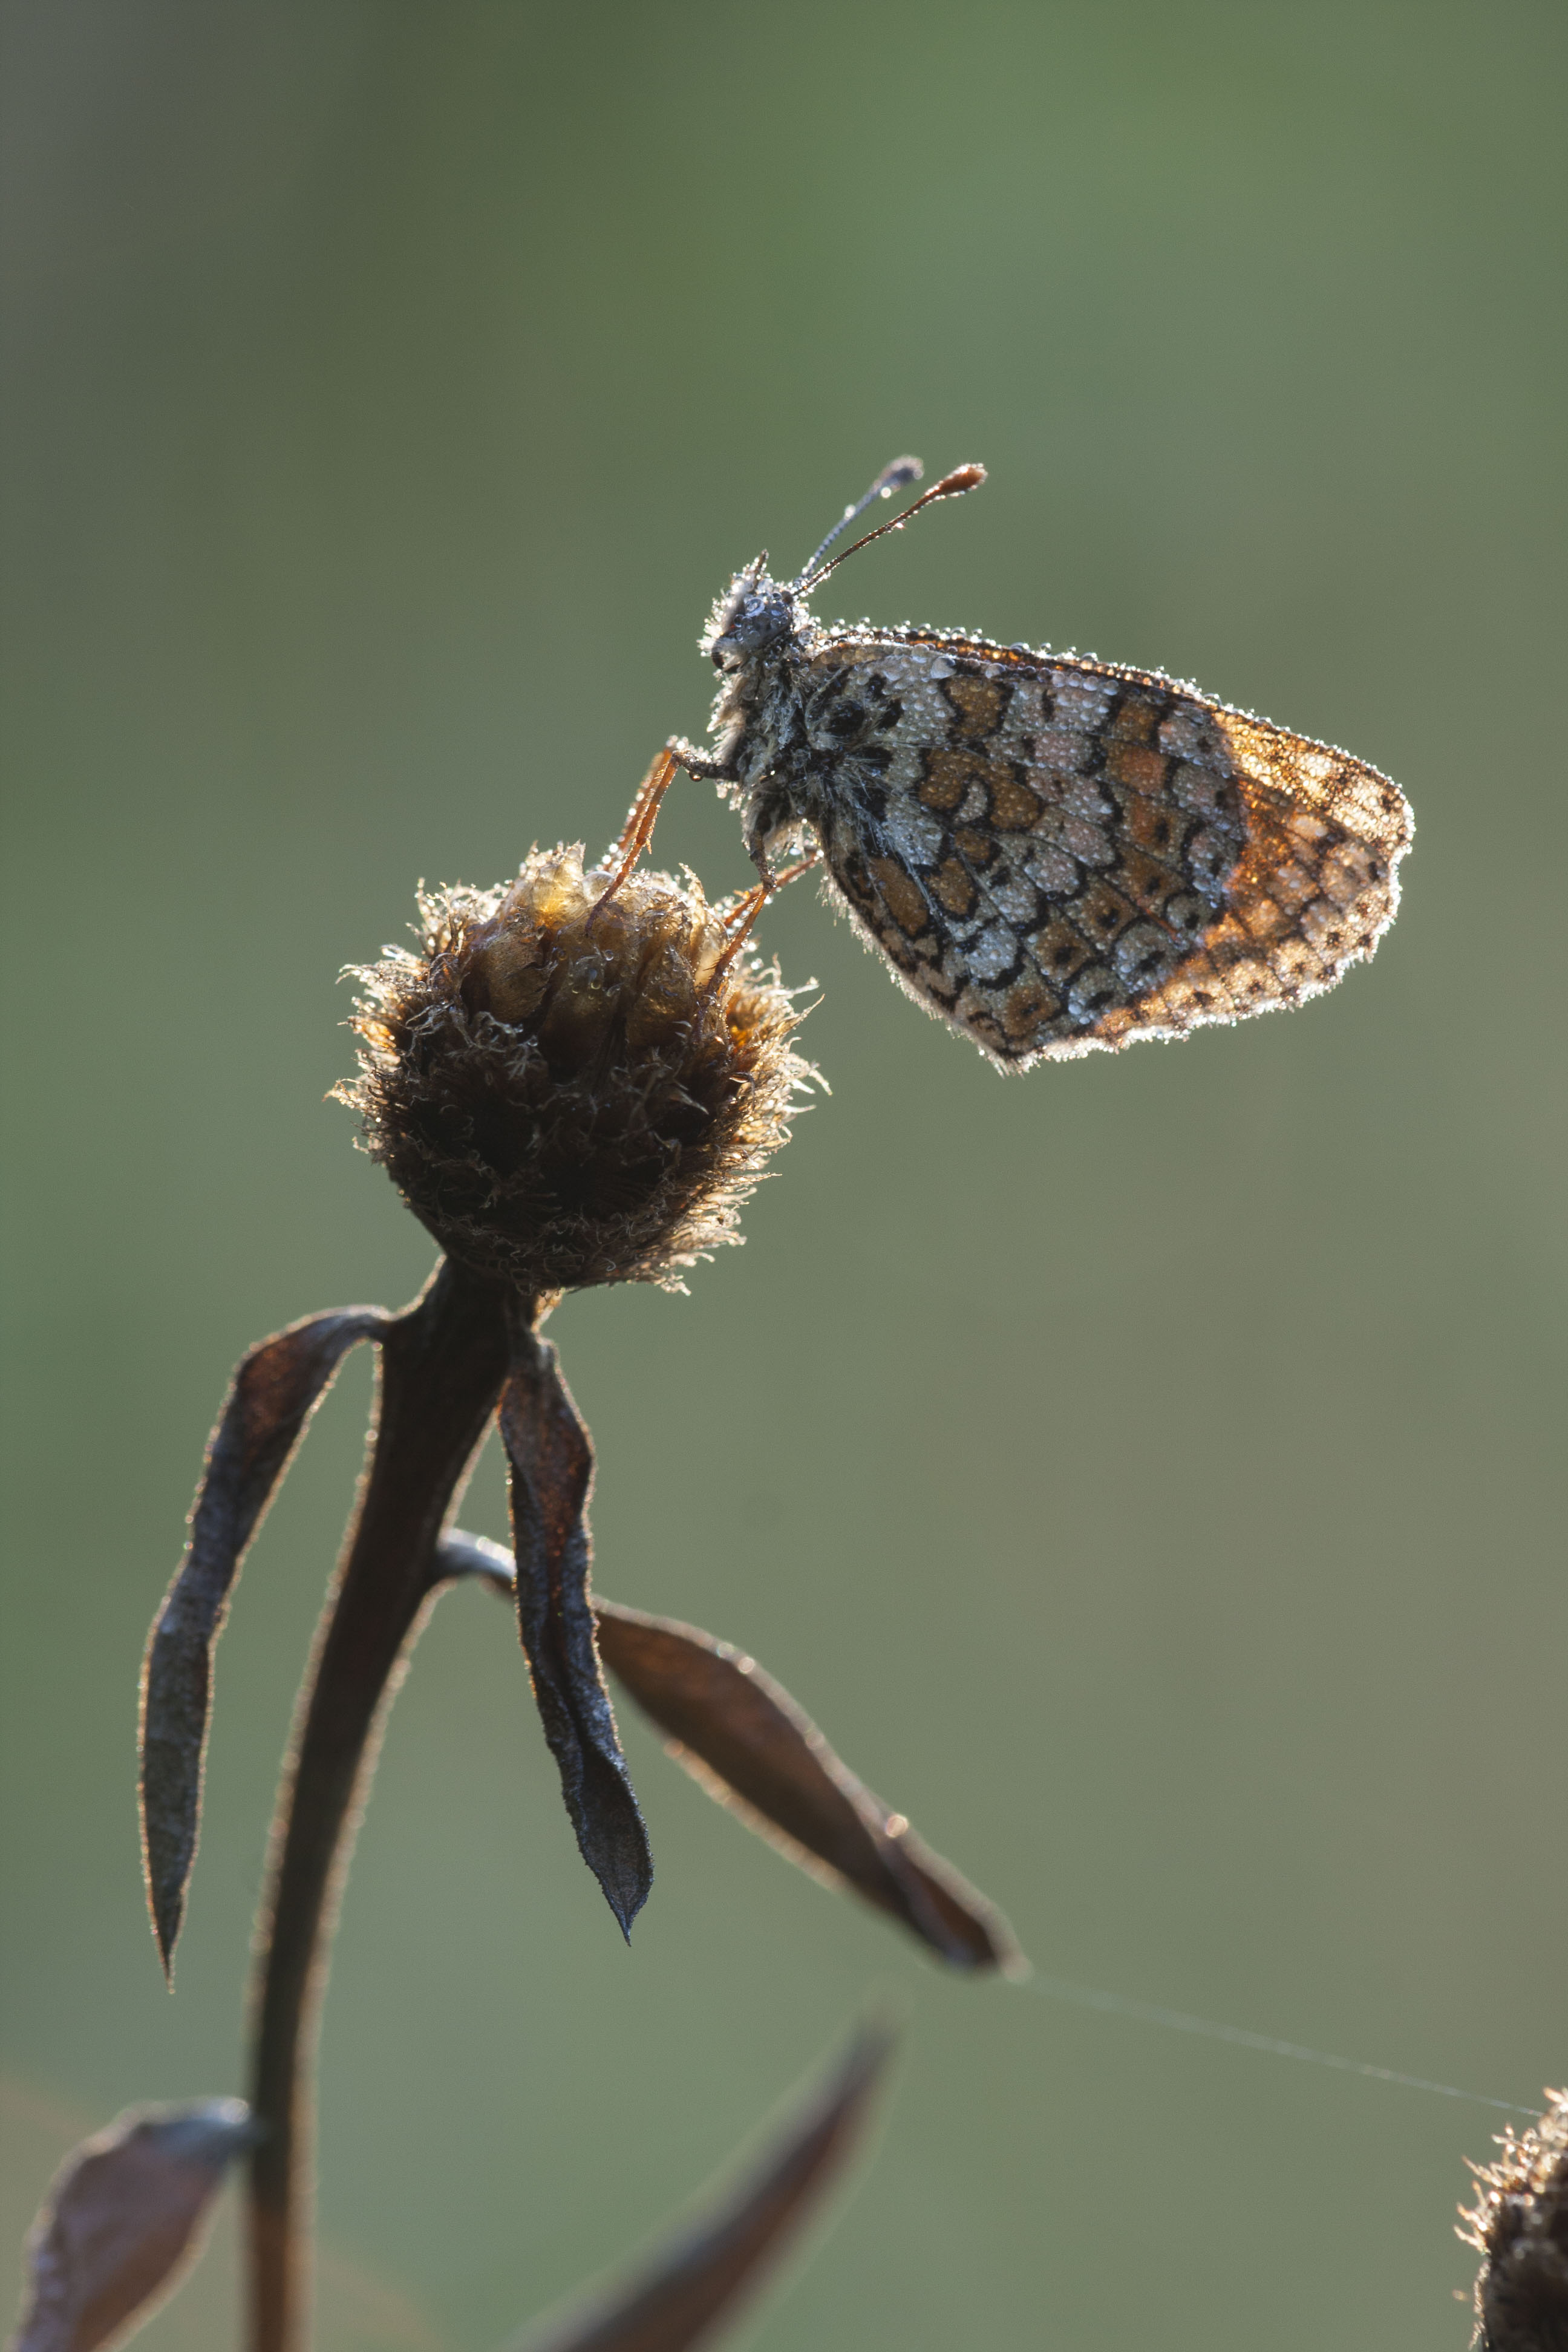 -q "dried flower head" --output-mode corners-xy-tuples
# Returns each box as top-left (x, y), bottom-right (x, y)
(340, 846), (811, 1298)
(1459, 2088), (1568, 2352)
